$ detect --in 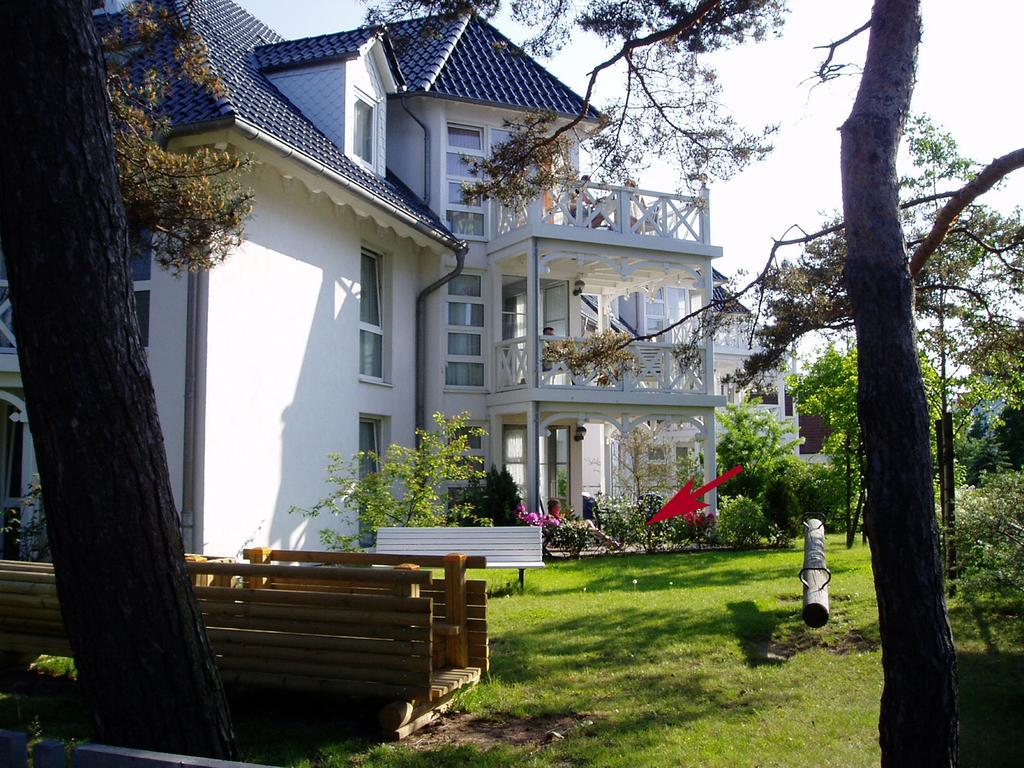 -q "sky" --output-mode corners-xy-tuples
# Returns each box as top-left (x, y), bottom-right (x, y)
(235, 0), (1024, 280)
